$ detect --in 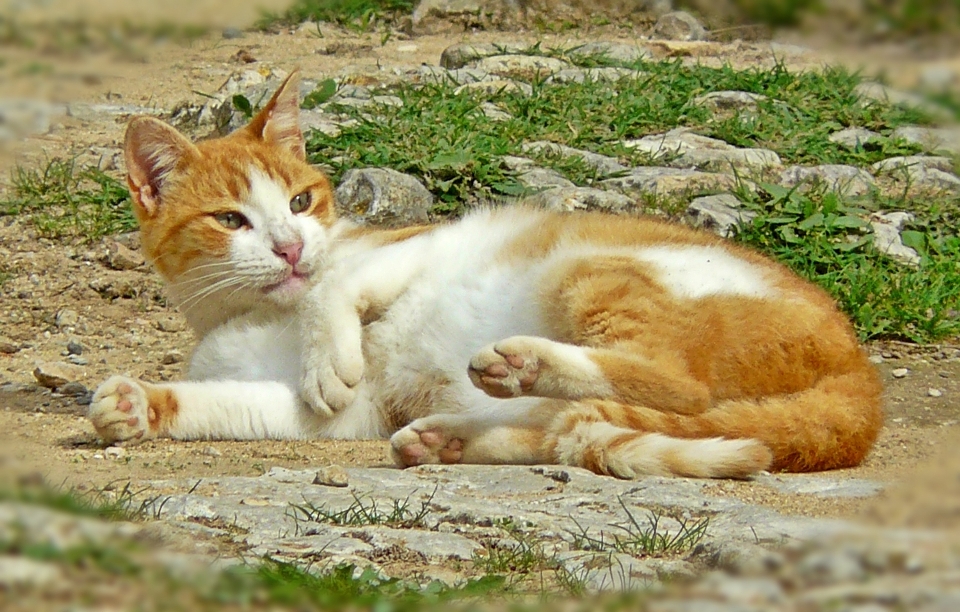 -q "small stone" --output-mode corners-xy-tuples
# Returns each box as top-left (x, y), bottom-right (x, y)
(67, 355), (88, 366)
(335, 167), (434, 226)
(201, 446), (222, 457)
(162, 350), (184, 365)
(104, 446), (126, 460)
(521, 187), (635, 213)
(454, 79), (532, 97)
(439, 42), (529, 70)
(566, 41), (652, 65)
(653, 11), (708, 42)
(473, 55), (570, 81)
(928, 388), (943, 397)
(686, 194), (756, 238)
(868, 355), (884, 364)
(55, 309), (80, 328)
(892, 368), (909, 378)
(0, 556), (62, 589)
(314, 465), (350, 487)
(59, 381), (89, 396)
(870, 212), (920, 266)
(66, 340), (83, 355)
(222, 27), (244, 40)
(829, 127), (883, 149)
(0, 338), (19, 354)
(33, 361), (86, 388)
(779, 164), (876, 197)
(103, 240), (144, 271)
(694, 91), (768, 113)
(156, 315), (185, 333)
